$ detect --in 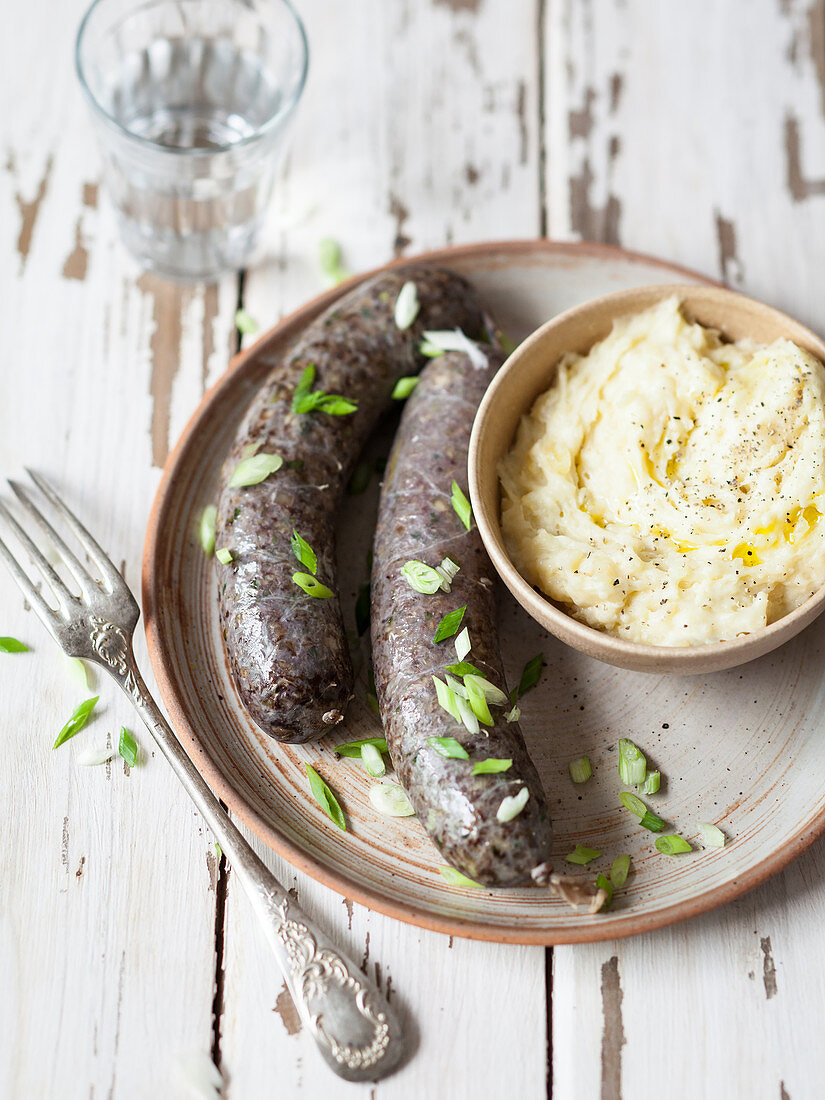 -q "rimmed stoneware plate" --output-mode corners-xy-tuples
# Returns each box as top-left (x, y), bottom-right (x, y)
(143, 240), (825, 945)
